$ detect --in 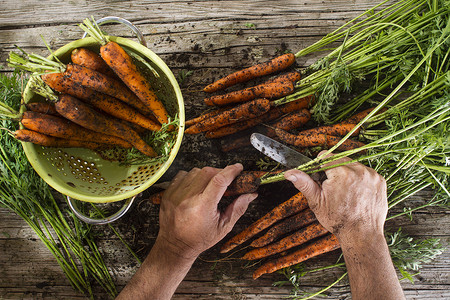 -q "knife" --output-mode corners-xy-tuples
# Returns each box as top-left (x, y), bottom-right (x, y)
(250, 133), (326, 182)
